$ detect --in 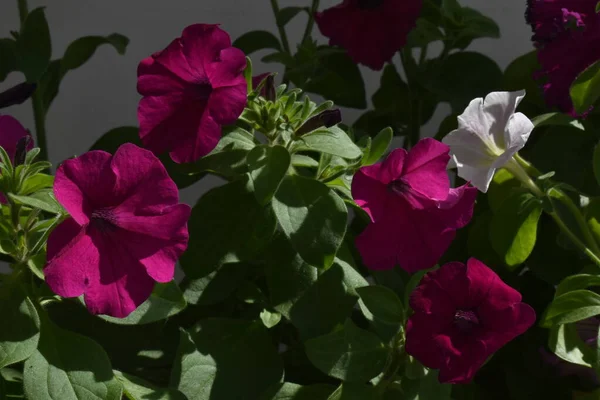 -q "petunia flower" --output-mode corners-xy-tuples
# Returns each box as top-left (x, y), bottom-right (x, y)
(351, 138), (477, 273)
(406, 258), (536, 384)
(137, 24), (247, 164)
(442, 91), (534, 193)
(44, 143), (191, 318)
(526, 0), (600, 115)
(315, 0), (422, 70)
(0, 115), (33, 202)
